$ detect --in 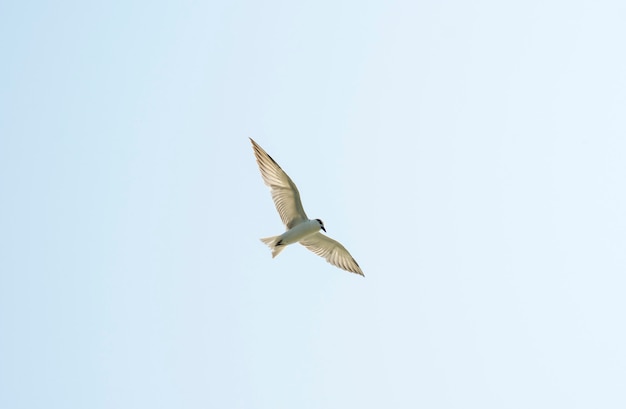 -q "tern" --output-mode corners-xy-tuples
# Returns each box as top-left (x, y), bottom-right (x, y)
(250, 138), (363, 276)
